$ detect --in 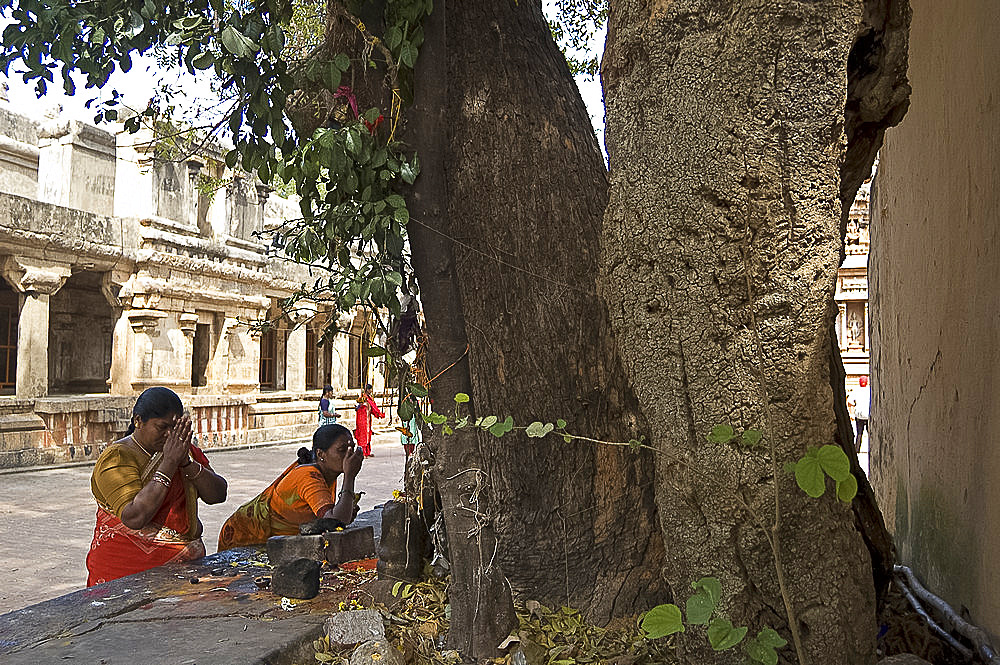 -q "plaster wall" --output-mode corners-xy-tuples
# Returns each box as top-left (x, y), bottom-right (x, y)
(869, 0), (1000, 636)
